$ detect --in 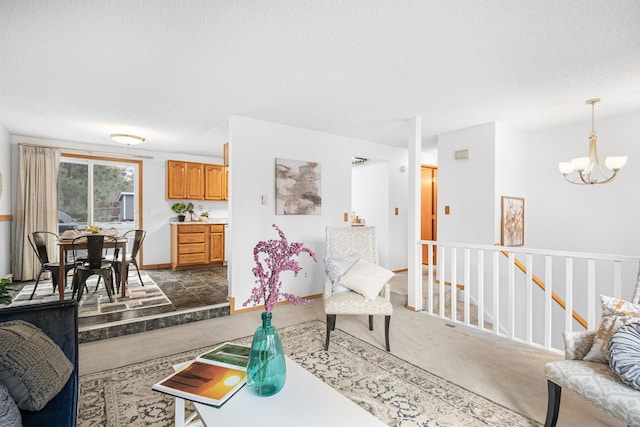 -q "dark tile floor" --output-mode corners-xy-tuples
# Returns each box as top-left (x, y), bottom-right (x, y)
(81, 266), (229, 326)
